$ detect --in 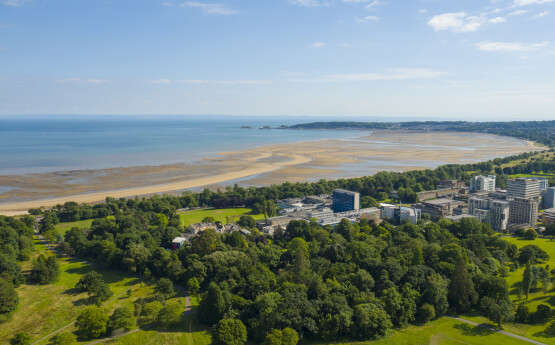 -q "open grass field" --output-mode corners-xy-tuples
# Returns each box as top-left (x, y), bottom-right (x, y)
(500, 151), (553, 169)
(55, 219), (94, 235)
(305, 317), (538, 345)
(178, 207), (265, 227)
